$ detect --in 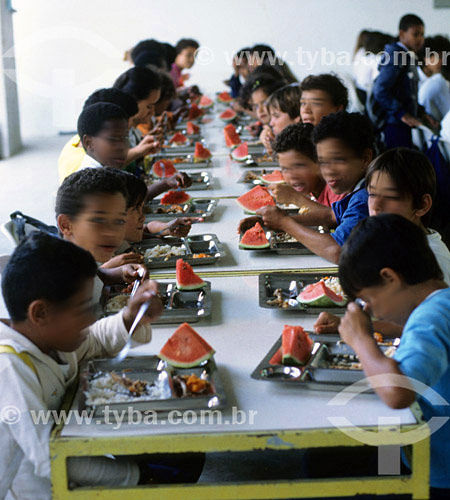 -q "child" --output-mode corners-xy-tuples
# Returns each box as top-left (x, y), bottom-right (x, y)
(337, 214), (450, 498)
(260, 83), (301, 154)
(242, 112), (373, 264)
(170, 38), (199, 88)
(224, 47), (251, 98)
(0, 232), (163, 498)
(371, 14), (437, 148)
(300, 74), (348, 126)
